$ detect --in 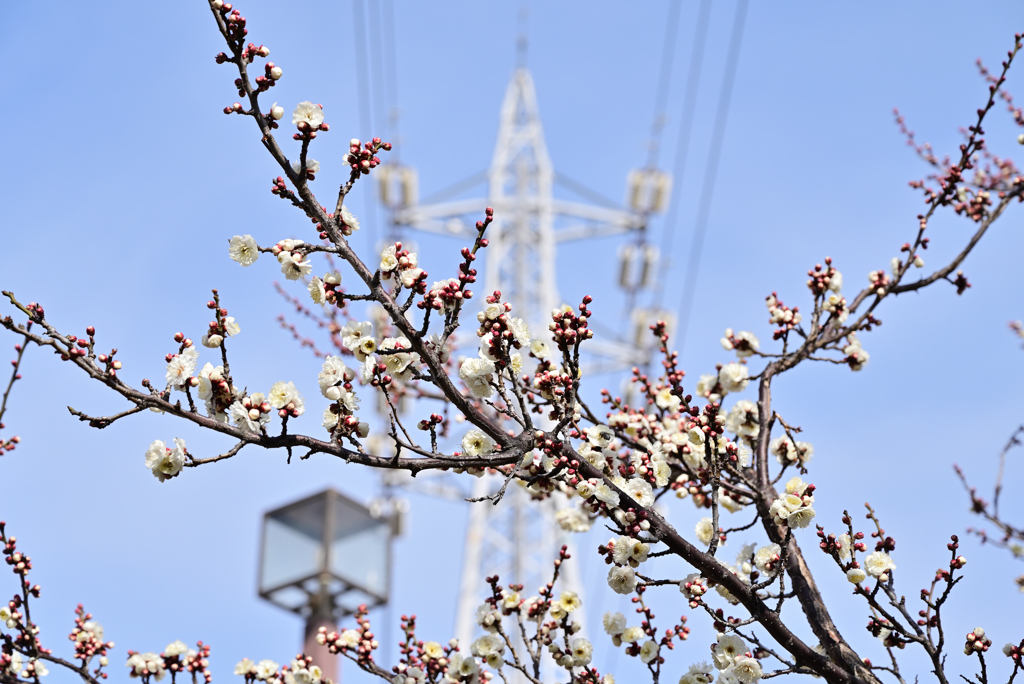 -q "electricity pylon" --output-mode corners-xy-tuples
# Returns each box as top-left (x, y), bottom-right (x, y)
(378, 67), (670, 670)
